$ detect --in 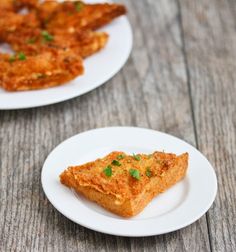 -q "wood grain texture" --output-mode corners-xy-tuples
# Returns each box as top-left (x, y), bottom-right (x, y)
(179, 0), (236, 251)
(0, 0), (235, 251)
